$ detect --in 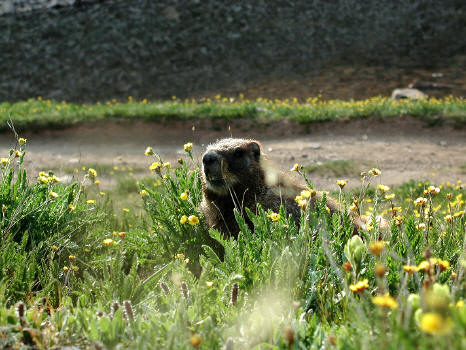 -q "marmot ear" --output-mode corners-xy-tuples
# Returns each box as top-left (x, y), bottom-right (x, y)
(248, 141), (261, 161)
